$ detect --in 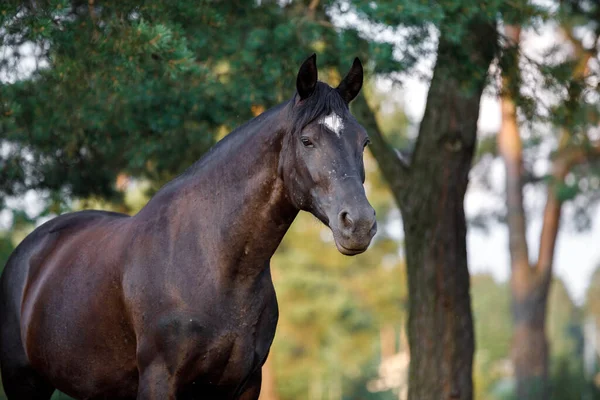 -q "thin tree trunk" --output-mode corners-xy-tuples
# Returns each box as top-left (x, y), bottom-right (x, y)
(258, 354), (279, 400)
(498, 25), (548, 399)
(353, 19), (497, 400)
(498, 24), (596, 399)
(381, 325), (396, 360)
